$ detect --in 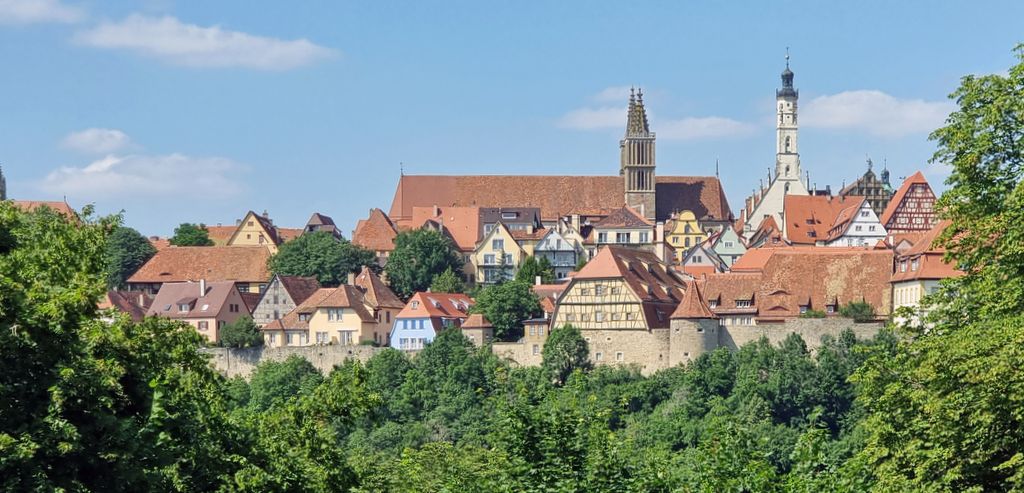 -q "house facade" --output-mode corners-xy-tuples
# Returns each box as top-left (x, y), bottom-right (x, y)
(147, 280), (249, 343)
(262, 285), (383, 347)
(824, 199), (886, 247)
(891, 221), (963, 310)
(706, 227), (747, 268)
(880, 171), (939, 235)
(473, 222), (525, 284)
(533, 229), (580, 280)
(226, 210), (301, 253)
(838, 159), (893, 217)
(251, 275), (321, 326)
(665, 210), (706, 260)
(389, 292), (474, 350)
(591, 205), (654, 249)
